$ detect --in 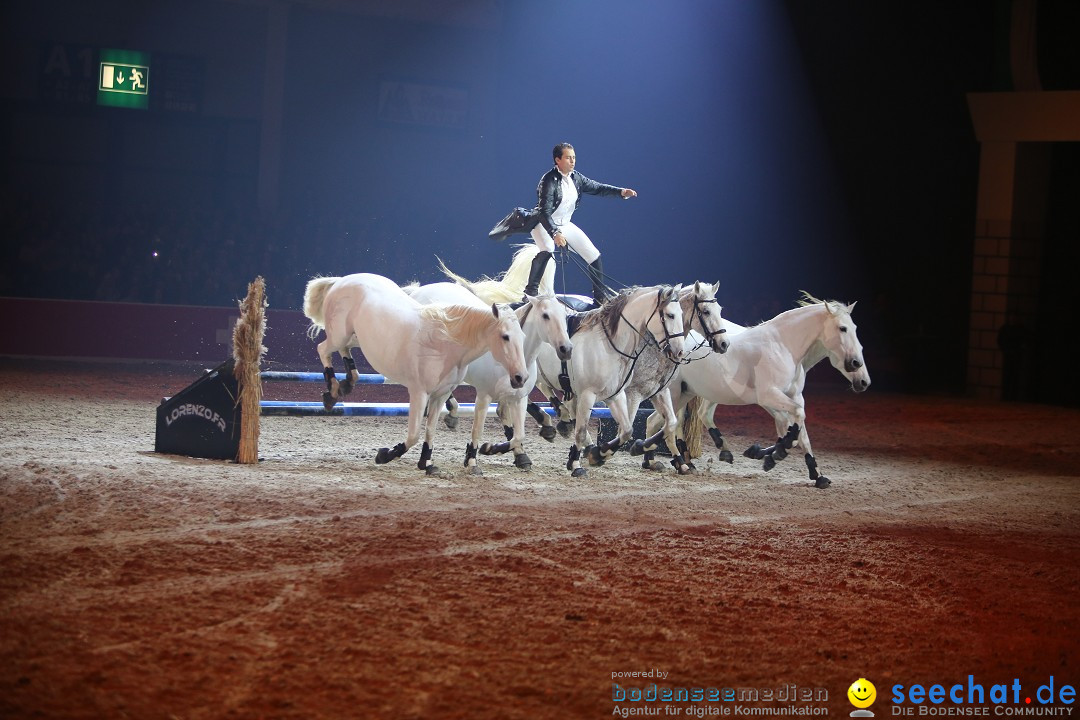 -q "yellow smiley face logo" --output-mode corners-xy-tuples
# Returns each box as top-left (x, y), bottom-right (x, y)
(848, 678), (877, 708)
